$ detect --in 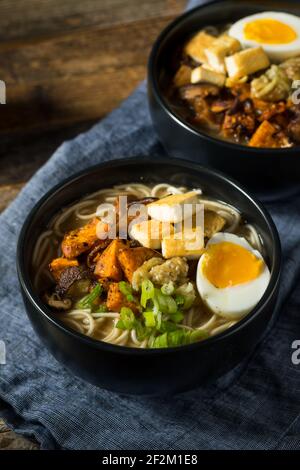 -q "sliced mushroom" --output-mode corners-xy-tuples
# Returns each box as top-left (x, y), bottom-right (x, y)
(179, 84), (219, 102)
(55, 266), (93, 299)
(45, 293), (72, 310)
